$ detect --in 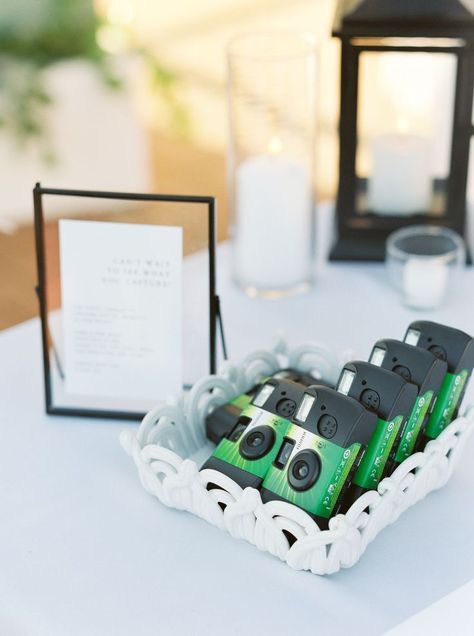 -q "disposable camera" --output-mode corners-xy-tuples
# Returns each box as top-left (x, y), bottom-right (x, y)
(336, 361), (418, 503)
(203, 379), (377, 527)
(369, 339), (447, 458)
(259, 384), (377, 529)
(202, 378), (307, 490)
(404, 321), (474, 445)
